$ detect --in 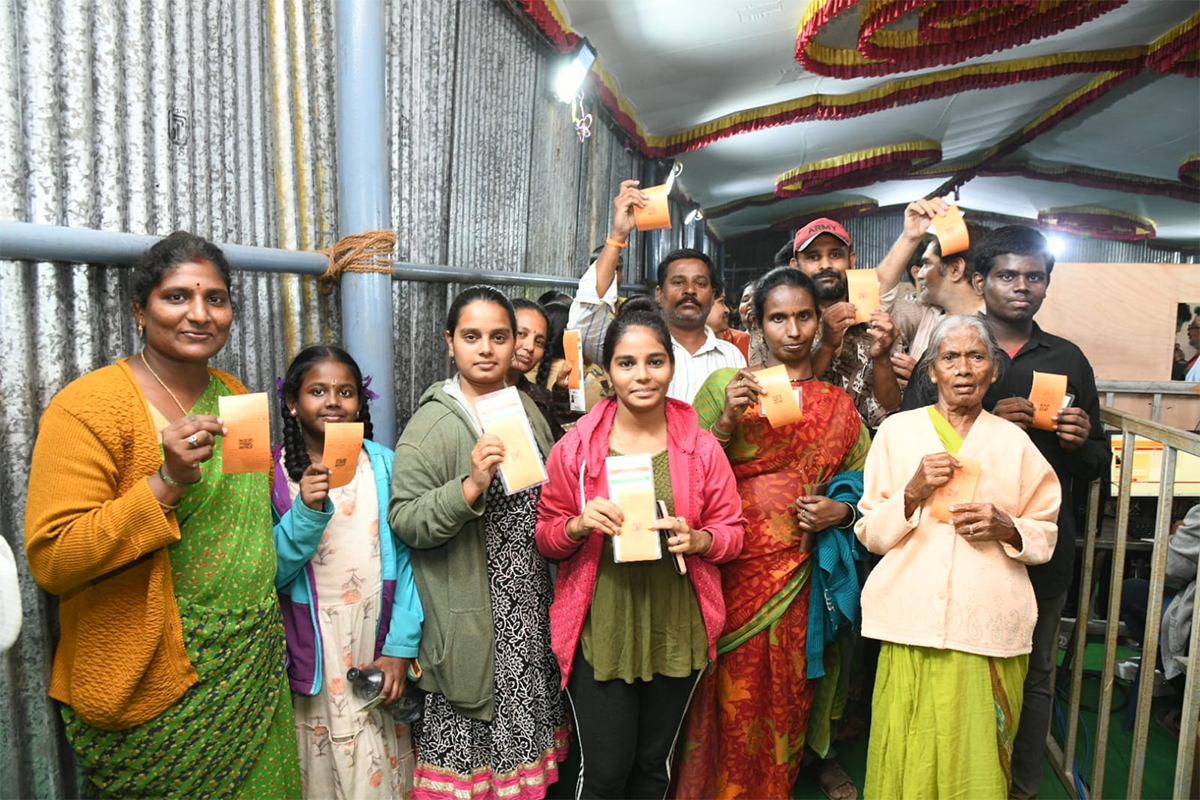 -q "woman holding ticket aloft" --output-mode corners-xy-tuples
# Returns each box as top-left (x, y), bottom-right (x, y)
(272, 345), (423, 799)
(24, 232), (301, 797)
(536, 305), (745, 800)
(855, 315), (1060, 799)
(678, 267), (870, 800)
(389, 286), (566, 800)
